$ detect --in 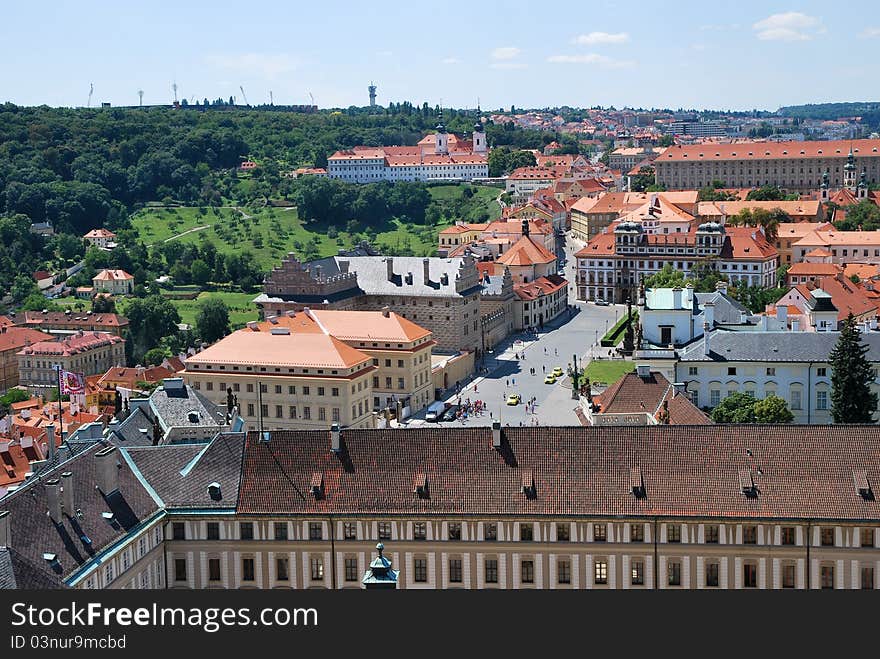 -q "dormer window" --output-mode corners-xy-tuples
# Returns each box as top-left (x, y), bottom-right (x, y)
(413, 473), (429, 499)
(739, 469), (757, 497)
(521, 469), (536, 499)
